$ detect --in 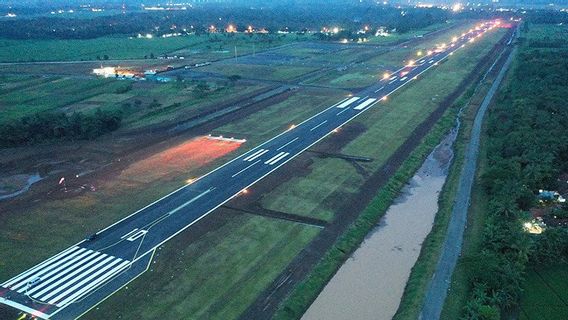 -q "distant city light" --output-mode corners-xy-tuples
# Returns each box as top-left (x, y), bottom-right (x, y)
(452, 3), (463, 12)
